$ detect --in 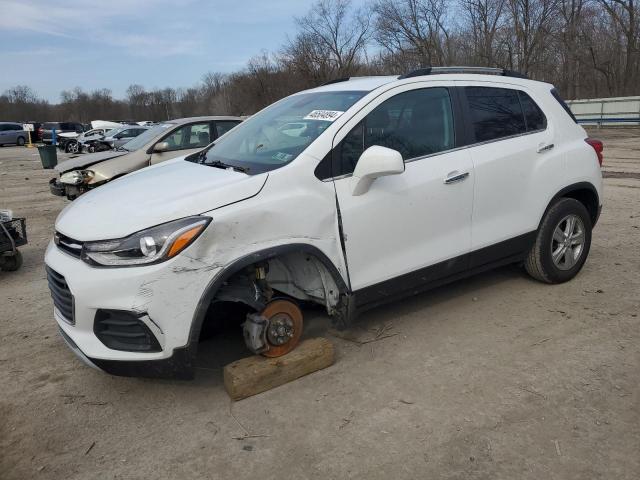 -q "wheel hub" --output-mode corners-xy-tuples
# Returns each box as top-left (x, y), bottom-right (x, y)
(551, 214), (585, 271)
(267, 313), (295, 345)
(261, 299), (303, 358)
